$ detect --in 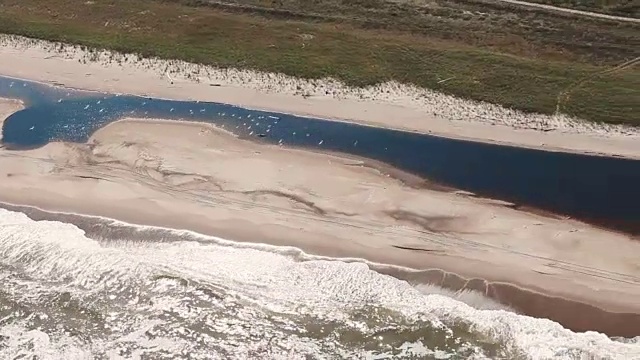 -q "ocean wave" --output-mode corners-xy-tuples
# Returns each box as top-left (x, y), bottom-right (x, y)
(1, 207), (639, 359)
